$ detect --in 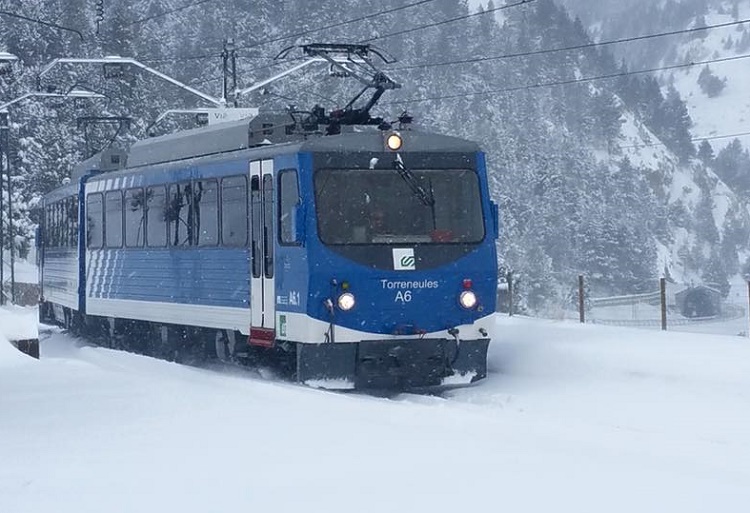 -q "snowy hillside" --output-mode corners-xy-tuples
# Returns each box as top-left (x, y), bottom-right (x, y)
(2, 311), (749, 513)
(556, 0), (750, 152)
(663, 2), (750, 152)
